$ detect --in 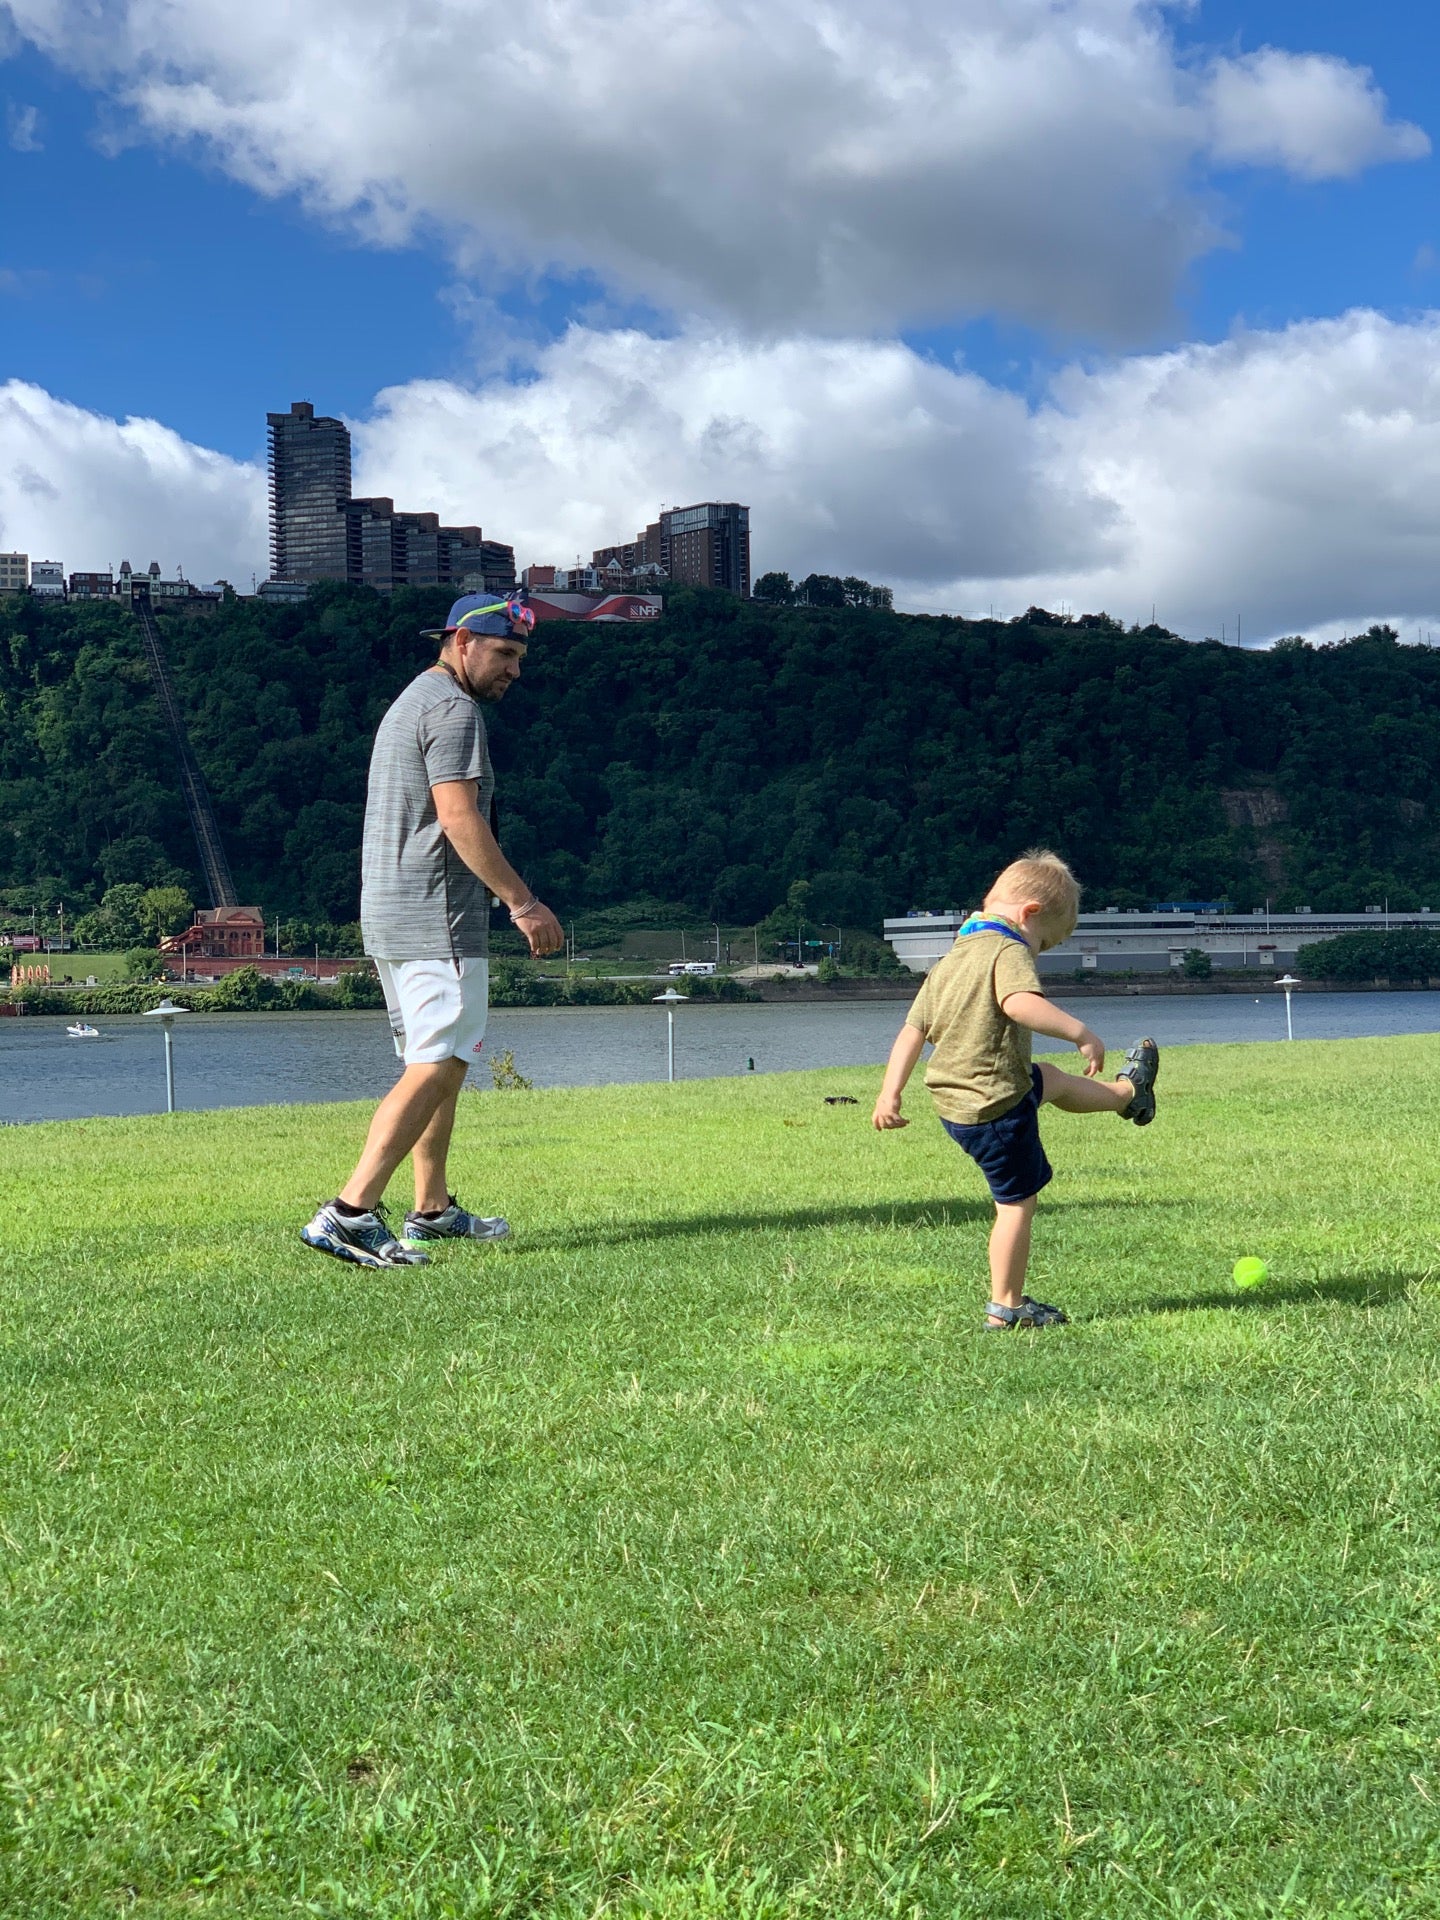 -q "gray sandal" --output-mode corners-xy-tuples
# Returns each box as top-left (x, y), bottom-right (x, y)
(984, 1297), (1070, 1330)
